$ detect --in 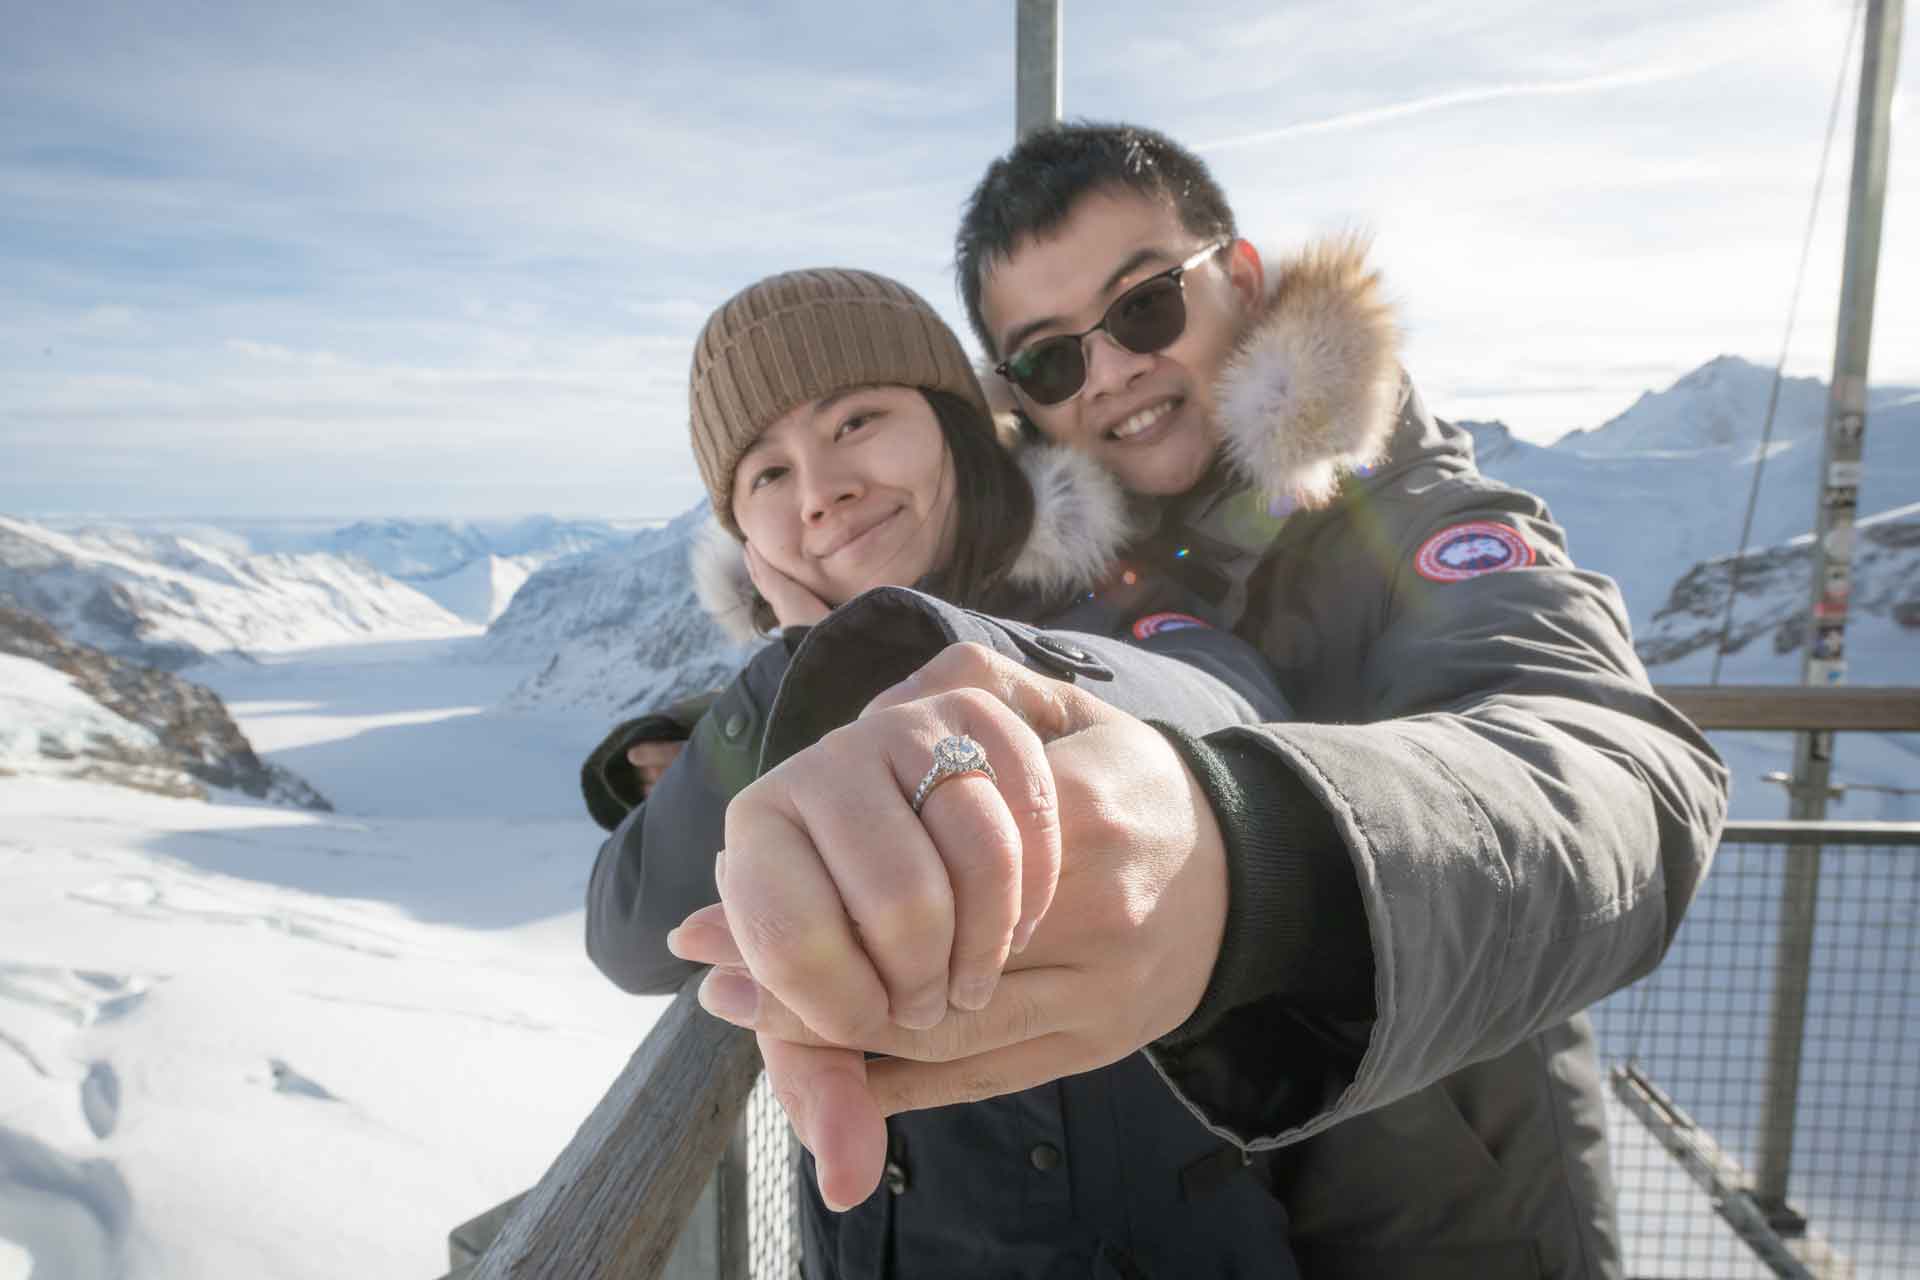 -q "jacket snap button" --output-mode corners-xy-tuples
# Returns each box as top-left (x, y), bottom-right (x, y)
(723, 713), (746, 740)
(1029, 1143), (1061, 1172)
(1035, 636), (1090, 663)
(883, 1160), (909, 1195)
